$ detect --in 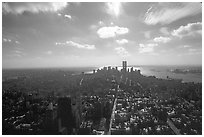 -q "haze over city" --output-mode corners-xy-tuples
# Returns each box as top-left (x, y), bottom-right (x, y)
(2, 2), (202, 68)
(2, 2), (202, 135)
